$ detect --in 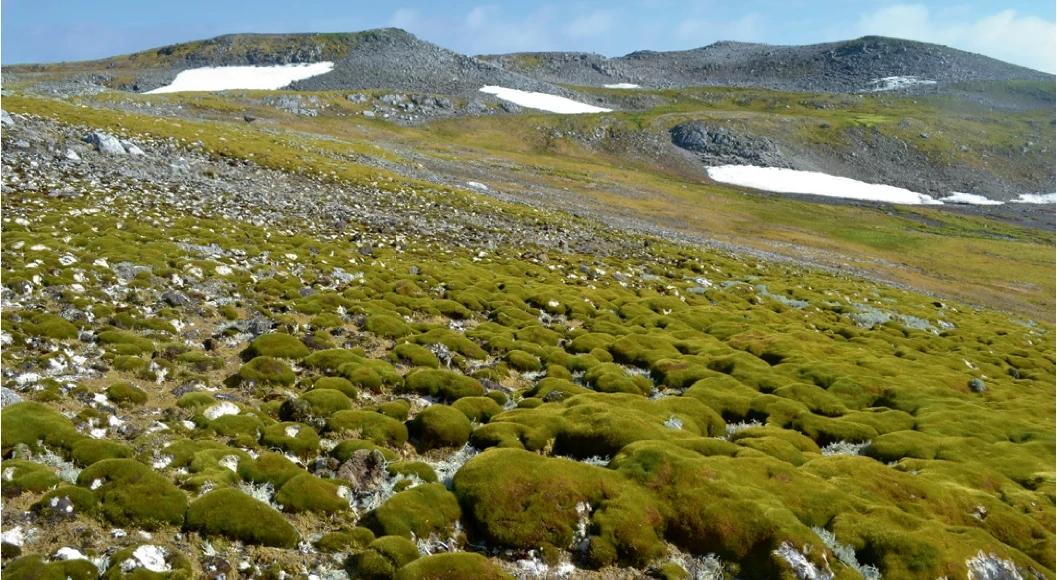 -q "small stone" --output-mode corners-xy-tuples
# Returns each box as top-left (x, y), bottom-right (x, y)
(969, 378), (986, 393)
